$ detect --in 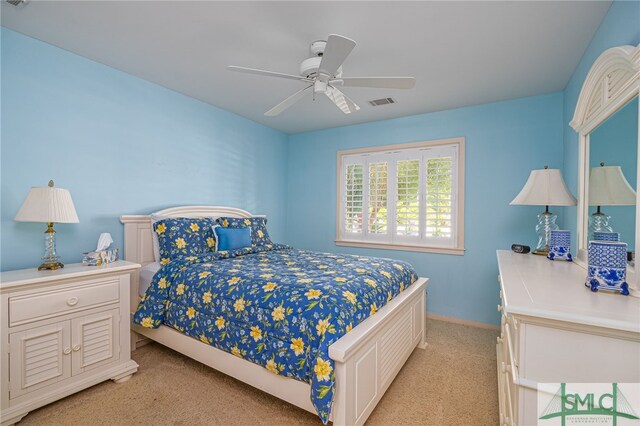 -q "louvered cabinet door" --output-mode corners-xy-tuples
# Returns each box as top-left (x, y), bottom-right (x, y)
(71, 308), (120, 375)
(8, 321), (72, 399)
